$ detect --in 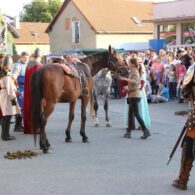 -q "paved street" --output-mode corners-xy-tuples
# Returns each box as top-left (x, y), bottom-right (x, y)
(0, 98), (194, 195)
